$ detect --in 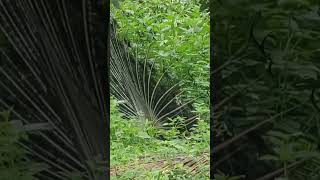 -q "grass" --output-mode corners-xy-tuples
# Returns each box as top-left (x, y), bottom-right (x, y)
(110, 99), (209, 179)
